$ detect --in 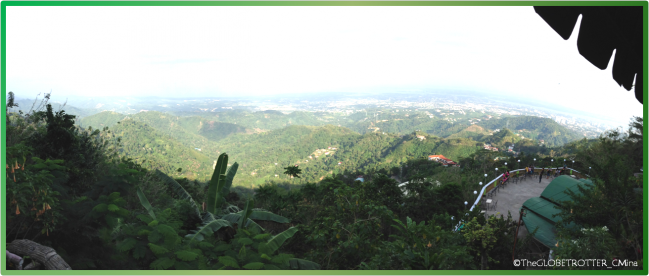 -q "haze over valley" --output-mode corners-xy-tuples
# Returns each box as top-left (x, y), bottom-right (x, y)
(8, 91), (621, 187)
